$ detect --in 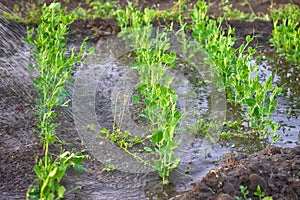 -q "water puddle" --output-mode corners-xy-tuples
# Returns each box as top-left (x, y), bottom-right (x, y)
(261, 55), (300, 147)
